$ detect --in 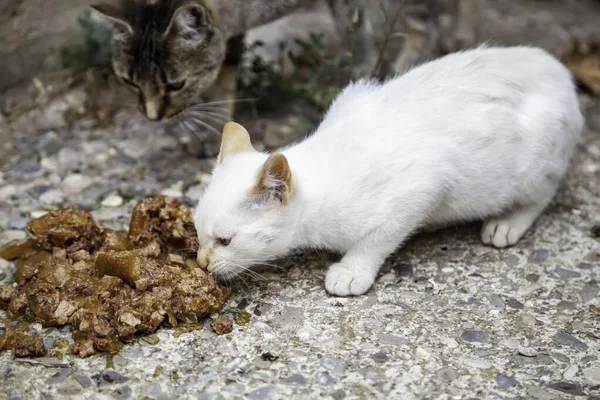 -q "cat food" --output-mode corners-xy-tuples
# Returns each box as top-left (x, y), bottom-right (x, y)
(0, 196), (231, 358)
(210, 316), (234, 335)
